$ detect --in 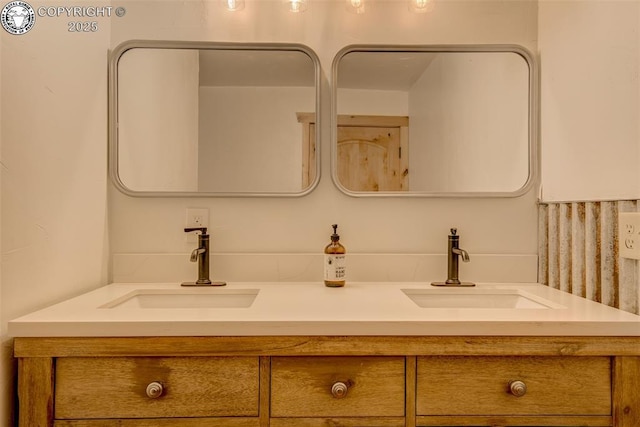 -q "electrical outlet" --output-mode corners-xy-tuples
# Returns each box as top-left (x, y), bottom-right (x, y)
(185, 208), (209, 243)
(619, 212), (640, 259)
